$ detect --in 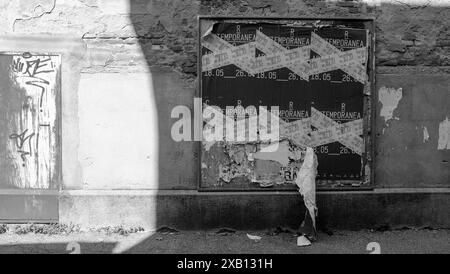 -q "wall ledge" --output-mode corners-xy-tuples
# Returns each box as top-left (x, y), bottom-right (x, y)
(58, 188), (450, 196)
